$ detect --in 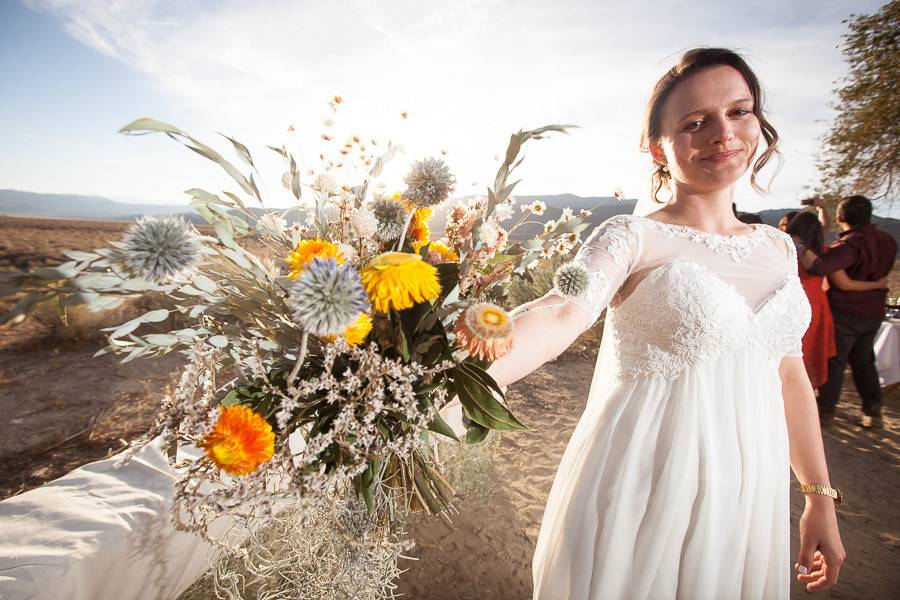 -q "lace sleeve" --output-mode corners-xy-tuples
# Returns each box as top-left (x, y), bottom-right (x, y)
(550, 215), (640, 326)
(776, 229), (807, 359)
